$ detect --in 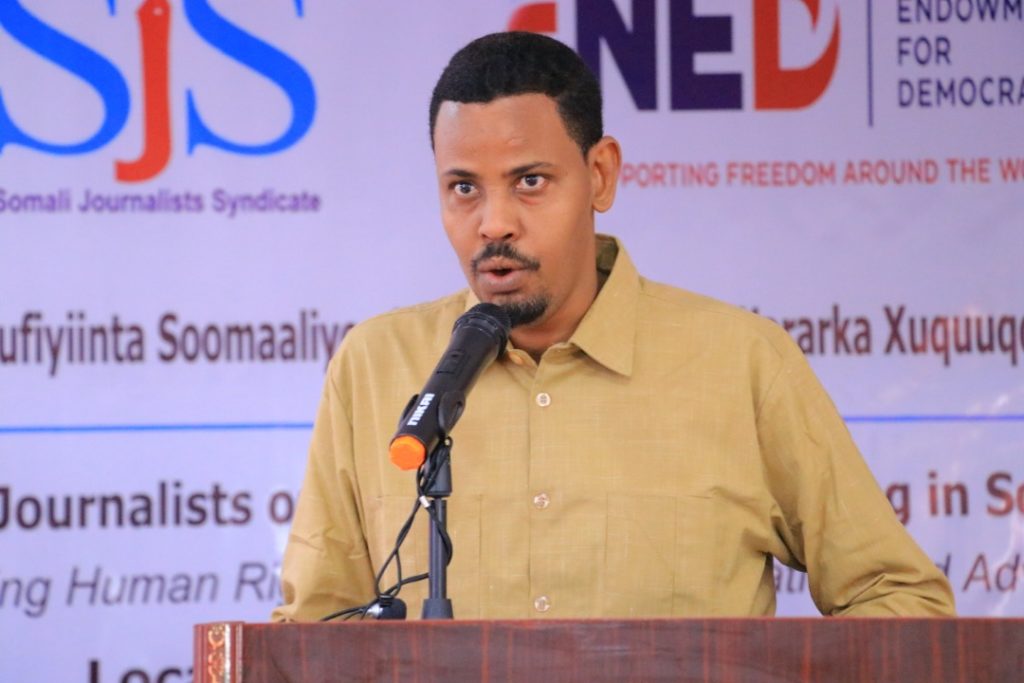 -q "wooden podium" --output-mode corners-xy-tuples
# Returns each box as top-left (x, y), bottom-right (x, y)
(194, 618), (1023, 682)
